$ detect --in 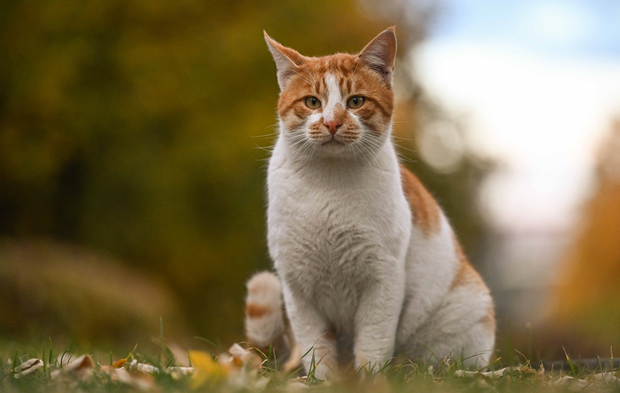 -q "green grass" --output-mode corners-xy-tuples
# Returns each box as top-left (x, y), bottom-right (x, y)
(1, 340), (619, 392)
